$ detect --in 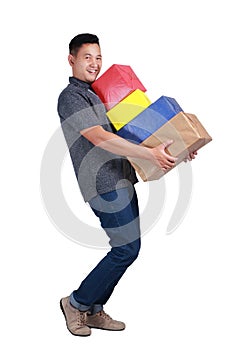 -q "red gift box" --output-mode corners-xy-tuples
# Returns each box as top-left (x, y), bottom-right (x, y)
(92, 64), (147, 110)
